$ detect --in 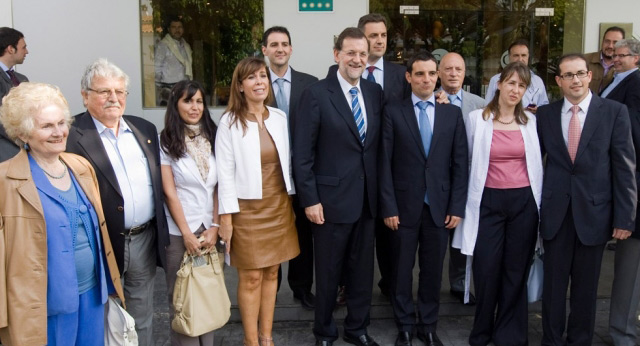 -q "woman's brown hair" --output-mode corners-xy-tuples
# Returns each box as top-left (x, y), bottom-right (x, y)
(482, 61), (531, 125)
(224, 57), (273, 132)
